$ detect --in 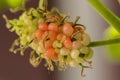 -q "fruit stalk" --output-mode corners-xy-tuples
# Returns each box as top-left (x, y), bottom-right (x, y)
(88, 38), (120, 47)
